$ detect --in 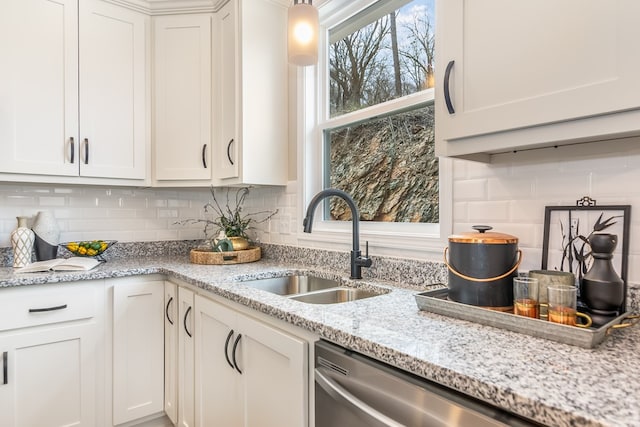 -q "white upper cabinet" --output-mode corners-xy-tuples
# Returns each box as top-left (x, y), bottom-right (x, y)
(436, 0), (640, 161)
(214, 0), (288, 186)
(0, 0), (149, 182)
(79, 0), (148, 180)
(153, 14), (213, 183)
(0, 0), (79, 177)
